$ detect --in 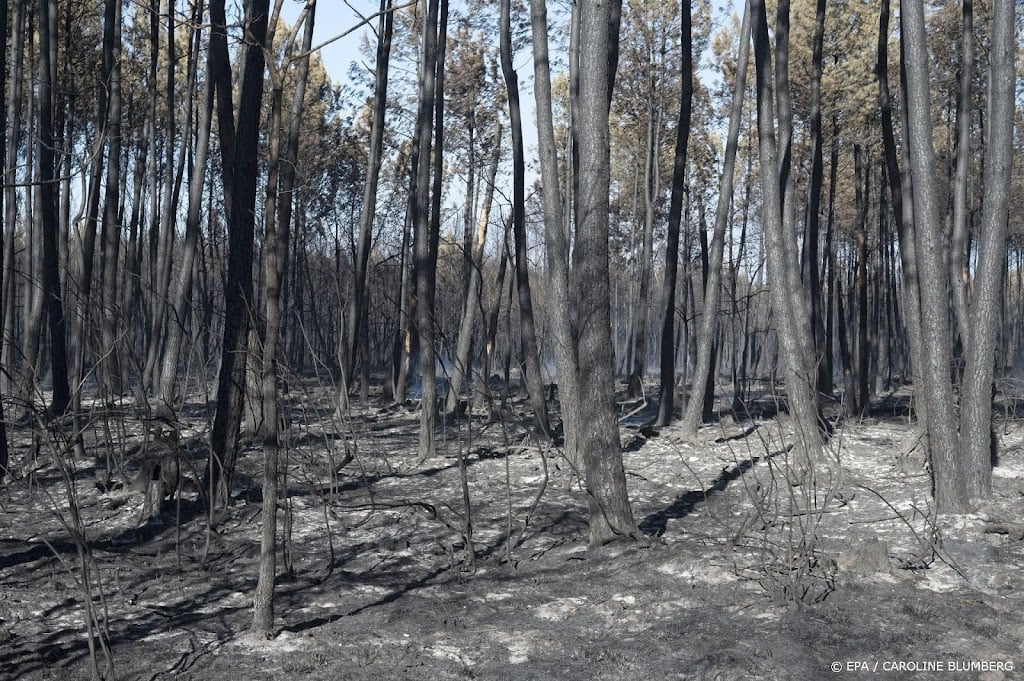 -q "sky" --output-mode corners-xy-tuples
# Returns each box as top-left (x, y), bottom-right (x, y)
(279, 0), (747, 111)
(279, 2), (366, 75)
(277, 0), (745, 213)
